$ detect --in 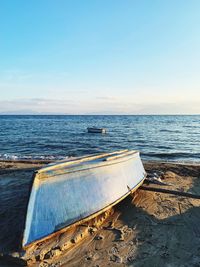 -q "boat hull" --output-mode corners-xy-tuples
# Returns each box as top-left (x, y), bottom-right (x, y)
(87, 127), (106, 133)
(23, 150), (146, 247)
